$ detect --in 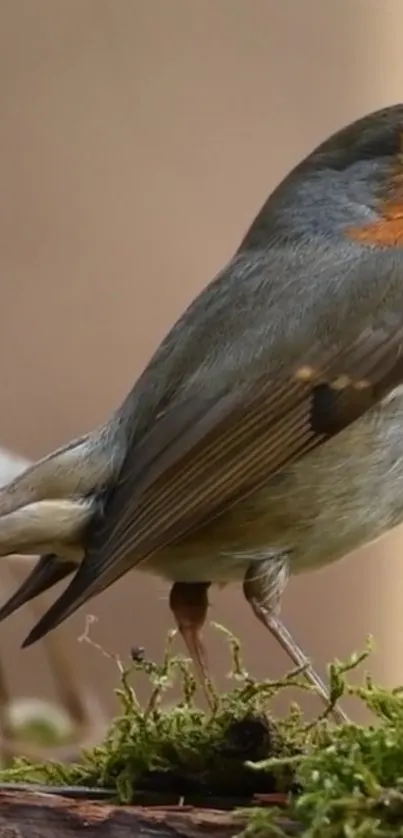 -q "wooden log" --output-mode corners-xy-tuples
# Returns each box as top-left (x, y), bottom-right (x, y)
(0, 788), (300, 838)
